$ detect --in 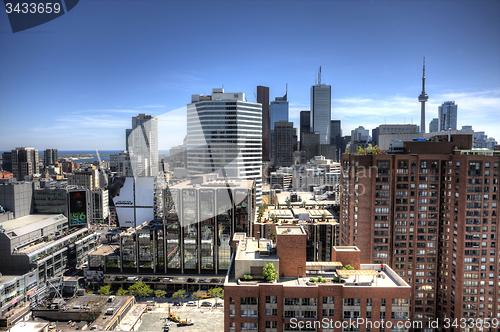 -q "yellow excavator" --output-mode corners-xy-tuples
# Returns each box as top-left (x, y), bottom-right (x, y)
(168, 306), (181, 323)
(178, 318), (194, 326)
